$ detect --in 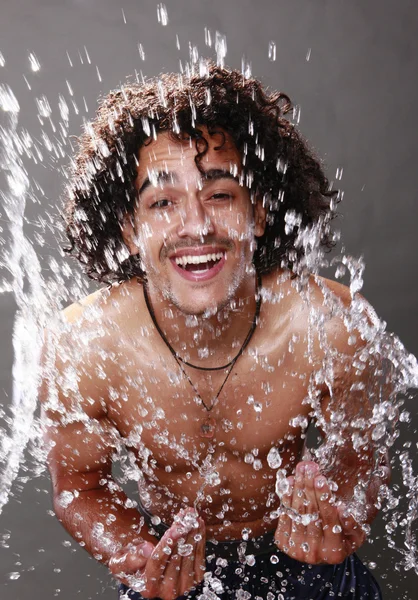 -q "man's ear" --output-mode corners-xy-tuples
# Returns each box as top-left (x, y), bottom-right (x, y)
(120, 213), (140, 255)
(254, 199), (267, 238)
